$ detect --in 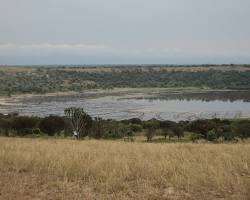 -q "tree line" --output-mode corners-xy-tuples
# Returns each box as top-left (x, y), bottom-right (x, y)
(1, 66), (250, 95)
(0, 108), (249, 143)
